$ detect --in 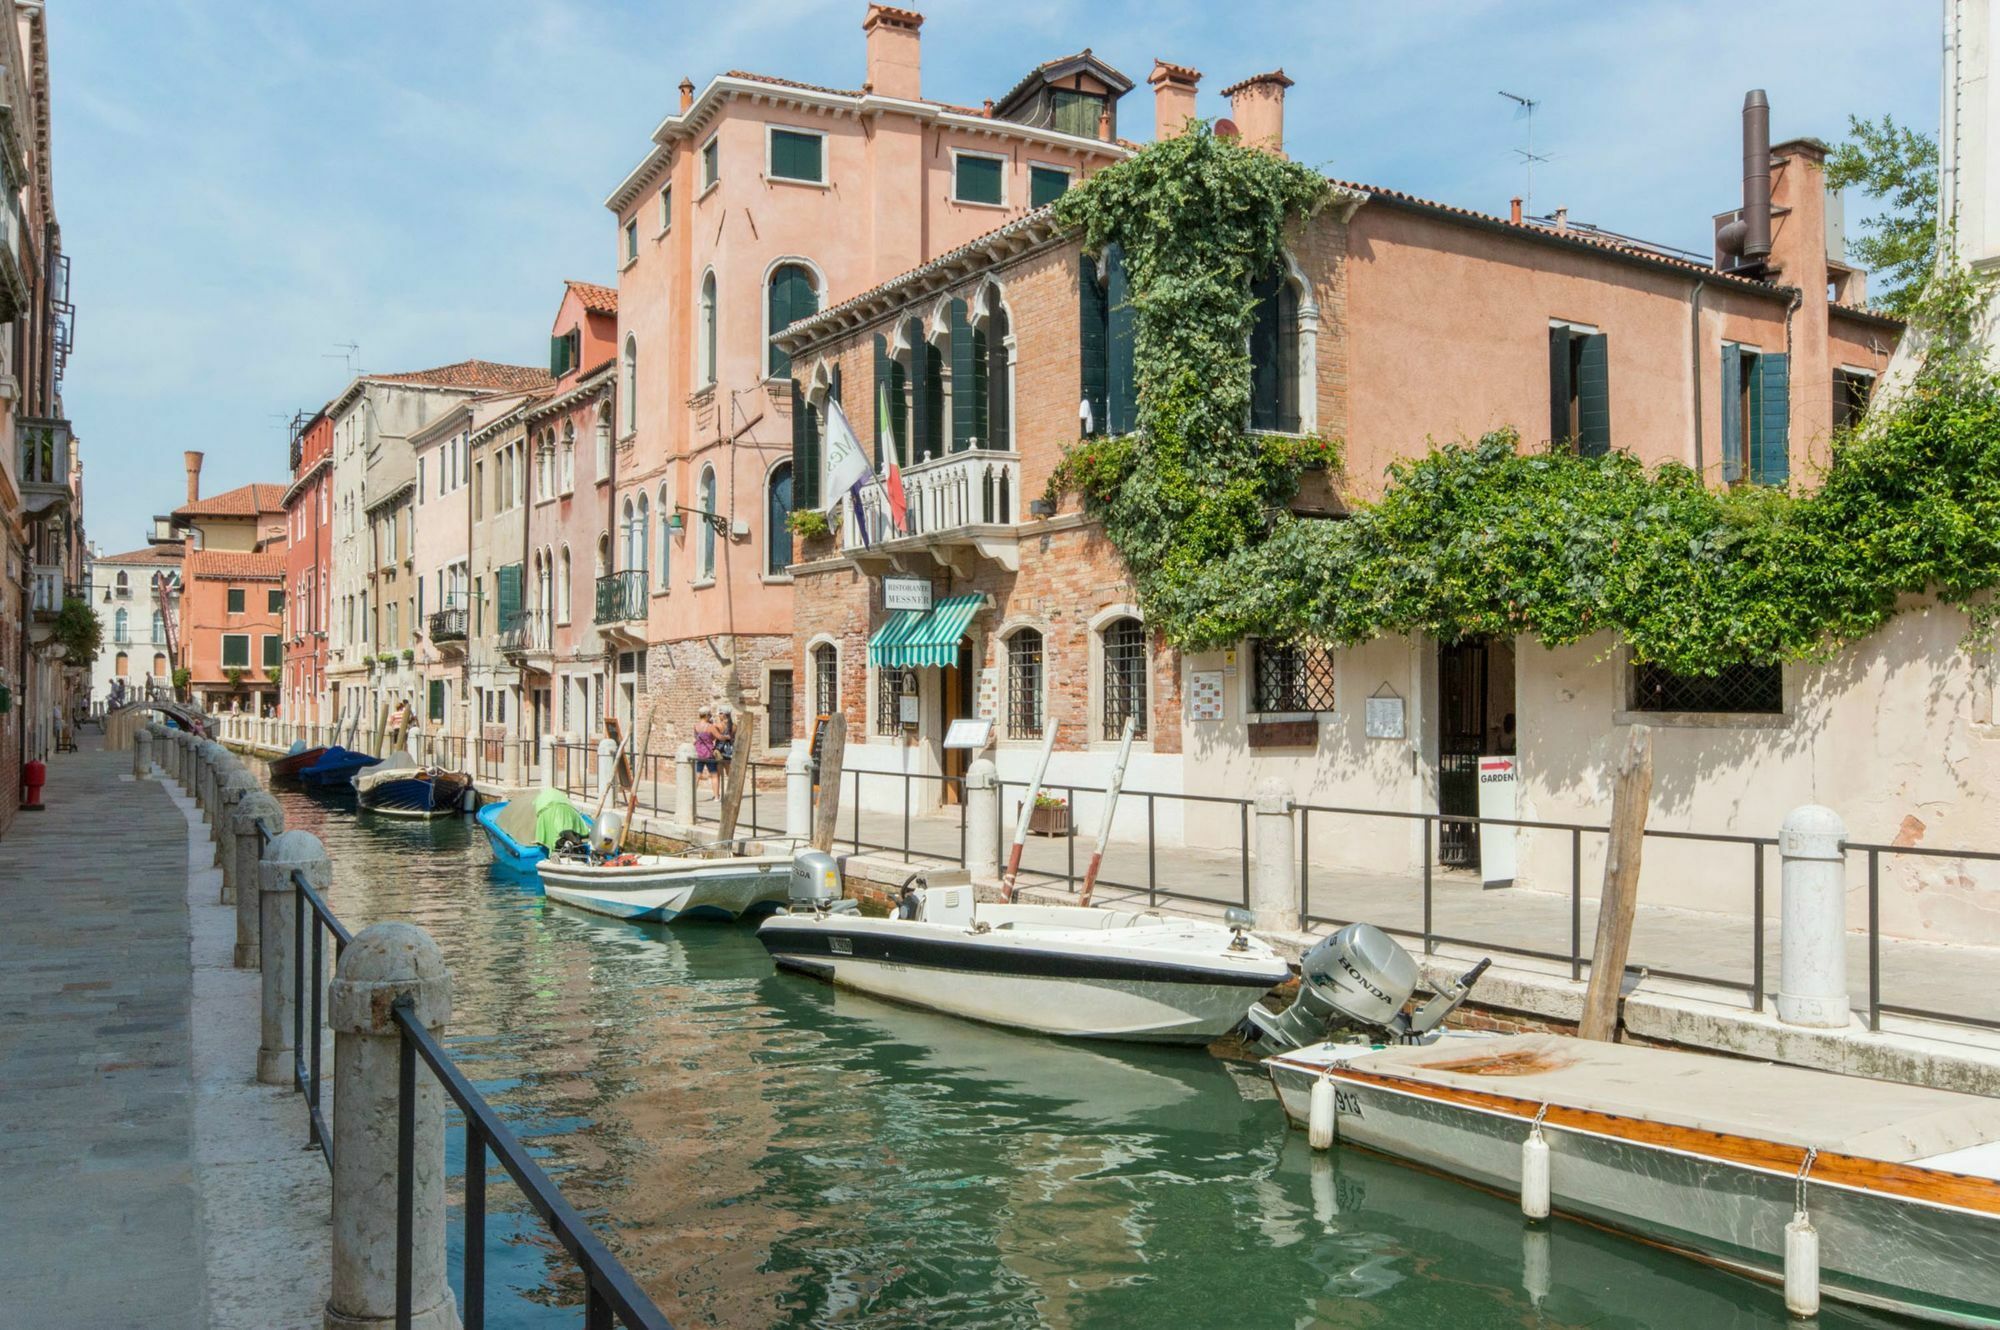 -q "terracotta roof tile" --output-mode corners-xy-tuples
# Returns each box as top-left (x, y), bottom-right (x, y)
(566, 280), (618, 315)
(94, 546), (179, 566)
(725, 70), (863, 99)
(369, 359), (554, 392)
(173, 482), (289, 520)
(188, 550), (284, 581)
(1218, 68), (1294, 98)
